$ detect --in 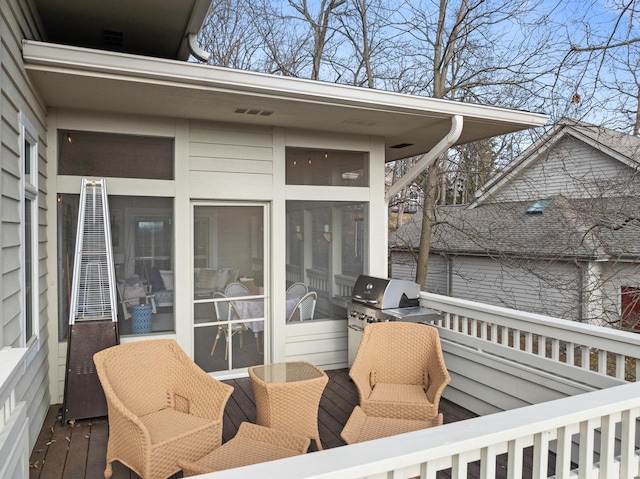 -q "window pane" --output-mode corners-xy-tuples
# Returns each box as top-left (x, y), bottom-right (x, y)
(57, 194), (175, 340)
(58, 130), (174, 180)
(24, 138), (32, 184)
(286, 148), (369, 186)
(286, 201), (367, 321)
(193, 205), (265, 373)
(24, 199), (33, 340)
